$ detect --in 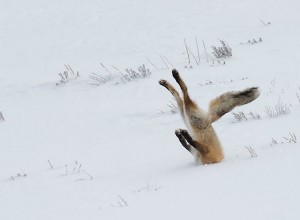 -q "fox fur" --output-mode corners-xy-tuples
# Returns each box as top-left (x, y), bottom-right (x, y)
(159, 69), (260, 164)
